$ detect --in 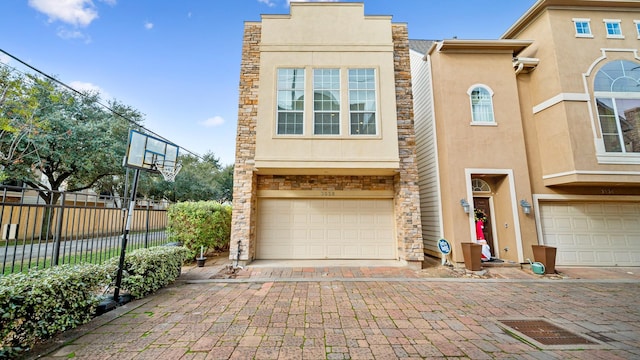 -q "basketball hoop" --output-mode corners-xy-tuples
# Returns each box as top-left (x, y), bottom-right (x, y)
(155, 161), (182, 183)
